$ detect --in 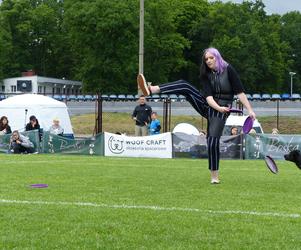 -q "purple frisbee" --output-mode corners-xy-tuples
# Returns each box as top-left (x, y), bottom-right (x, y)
(264, 155), (278, 174)
(229, 108), (243, 114)
(242, 116), (254, 134)
(30, 184), (48, 188)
